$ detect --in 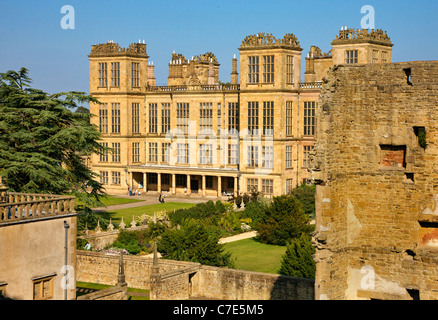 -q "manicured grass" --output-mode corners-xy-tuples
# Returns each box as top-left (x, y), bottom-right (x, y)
(224, 238), (287, 274)
(76, 281), (150, 300)
(97, 195), (144, 207)
(98, 202), (197, 224)
(75, 194), (143, 207)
